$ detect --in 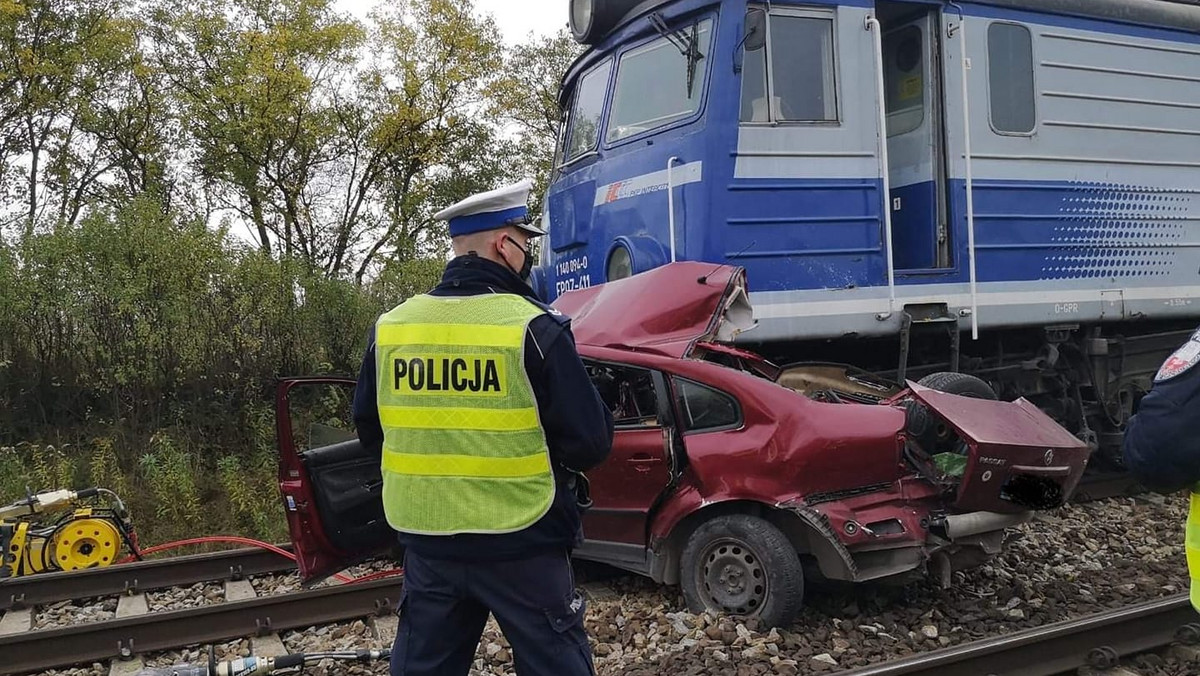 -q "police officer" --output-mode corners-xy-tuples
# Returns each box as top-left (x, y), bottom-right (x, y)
(352, 179), (614, 676)
(1123, 326), (1200, 611)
